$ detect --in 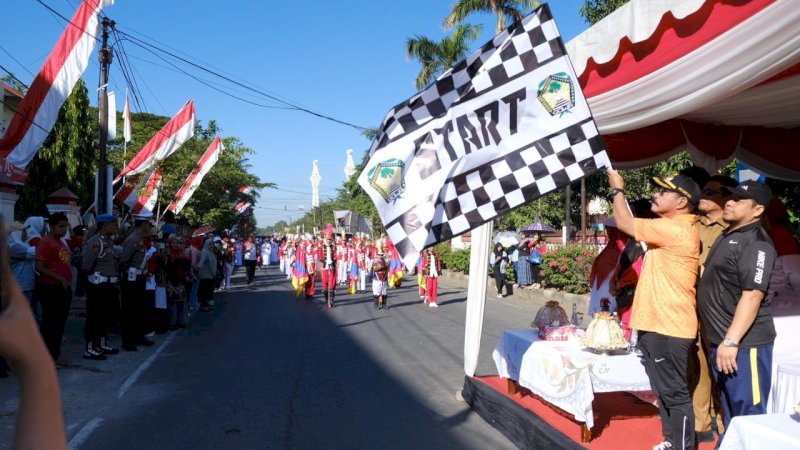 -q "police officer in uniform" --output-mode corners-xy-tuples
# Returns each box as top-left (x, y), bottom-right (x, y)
(119, 214), (155, 351)
(82, 214), (120, 360)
